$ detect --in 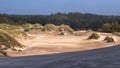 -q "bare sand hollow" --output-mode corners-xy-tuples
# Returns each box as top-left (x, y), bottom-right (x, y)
(7, 31), (120, 57)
